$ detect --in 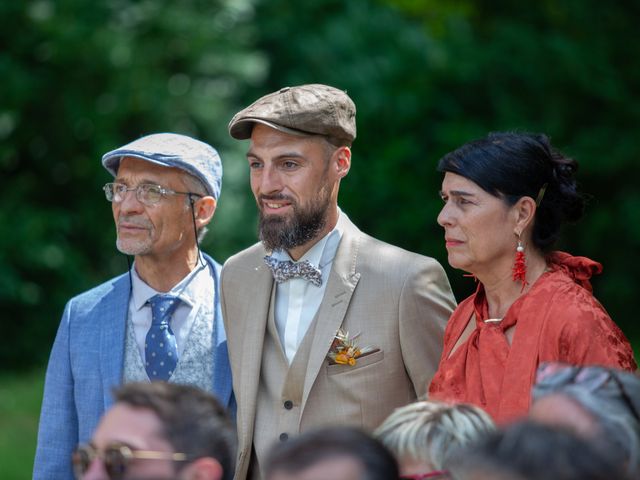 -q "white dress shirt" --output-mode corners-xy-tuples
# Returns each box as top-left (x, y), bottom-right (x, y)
(272, 222), (343, 363)
(128, 257), (214, 362)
